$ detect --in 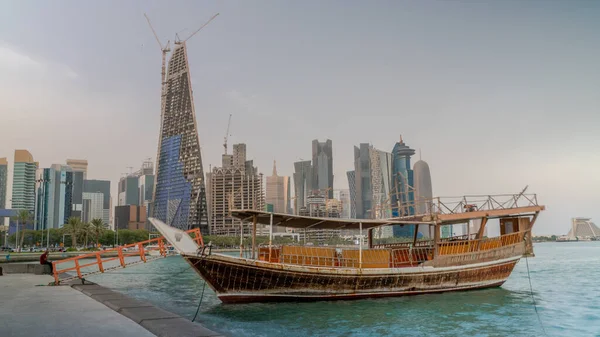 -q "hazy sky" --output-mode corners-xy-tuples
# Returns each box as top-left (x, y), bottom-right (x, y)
(1, 1), (599, 235)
